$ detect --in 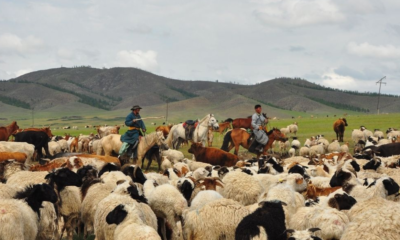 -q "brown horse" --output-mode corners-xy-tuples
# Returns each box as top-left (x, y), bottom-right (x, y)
(232, 113), (267, 129)
(156, 124), (173, 138)
(0, 121), (19, 141)
(333, 118), (348, 142)
(221, 128), (288, 157)
(12, 127), (54, 138)
(214, 121), (232, 135)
